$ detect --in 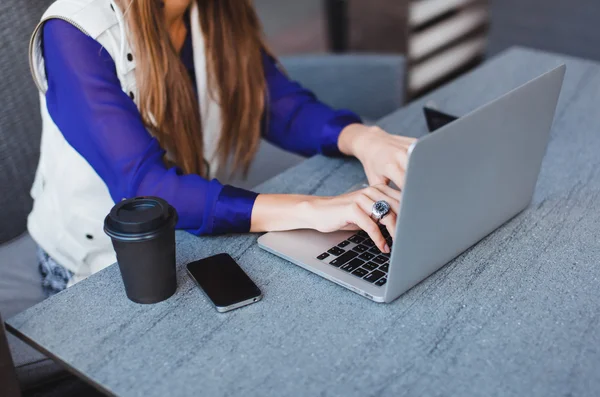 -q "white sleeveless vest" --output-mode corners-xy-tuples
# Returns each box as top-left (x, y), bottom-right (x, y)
(28, 0), (223, 284)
